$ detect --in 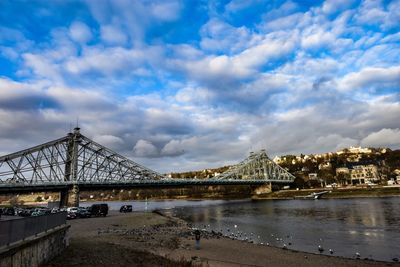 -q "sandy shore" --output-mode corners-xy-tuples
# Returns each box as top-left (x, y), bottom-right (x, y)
(47, 211), (399, 267)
